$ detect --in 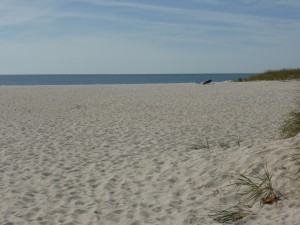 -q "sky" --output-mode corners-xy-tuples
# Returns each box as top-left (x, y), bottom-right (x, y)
(0, 0), (300, 74)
